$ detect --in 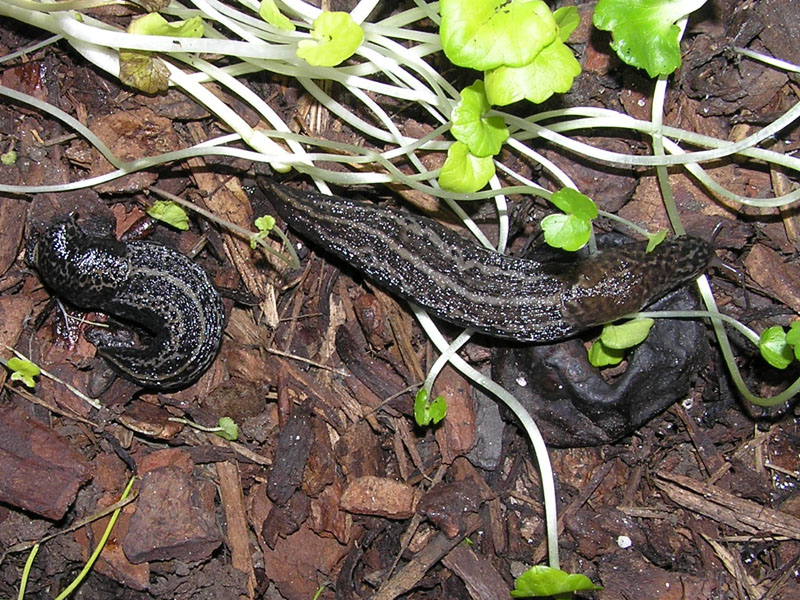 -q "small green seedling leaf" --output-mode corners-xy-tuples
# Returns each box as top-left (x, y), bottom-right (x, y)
(215, 417), (239, 441)
(511, 565), (602, 598)
(128, 12), (205, 38)
(7, 357), (40, 388)
(600, 318), (655, 349)
(450, 81), (509, 157)
(414, 389), (447, 427)
(296, 11), (364, 67)
(438, 141), (495, 193)
(484, 36), (581, 106)
(440, 0), (557, 71)
(593, 0), (707, 78)
(1, 149), (17, 165)
(147, 201), (190, 230)
(541, 188), (597, 251)
(553, 5), (580, 41)
(759, 325), (793, 369)
(785, 320), (800, 361)
(259, 0), (295, 31)
(646, 229), (668, 252)
(250, 215), (276, 249)
(588, 339), (626, 367)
